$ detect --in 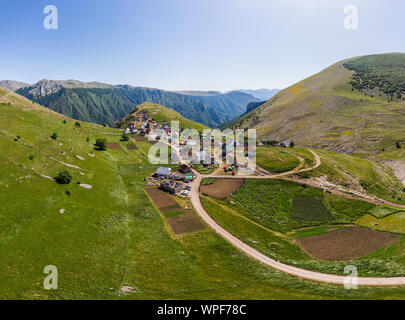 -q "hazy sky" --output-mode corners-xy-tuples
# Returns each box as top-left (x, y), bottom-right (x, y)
(0, 0), (404, 91)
